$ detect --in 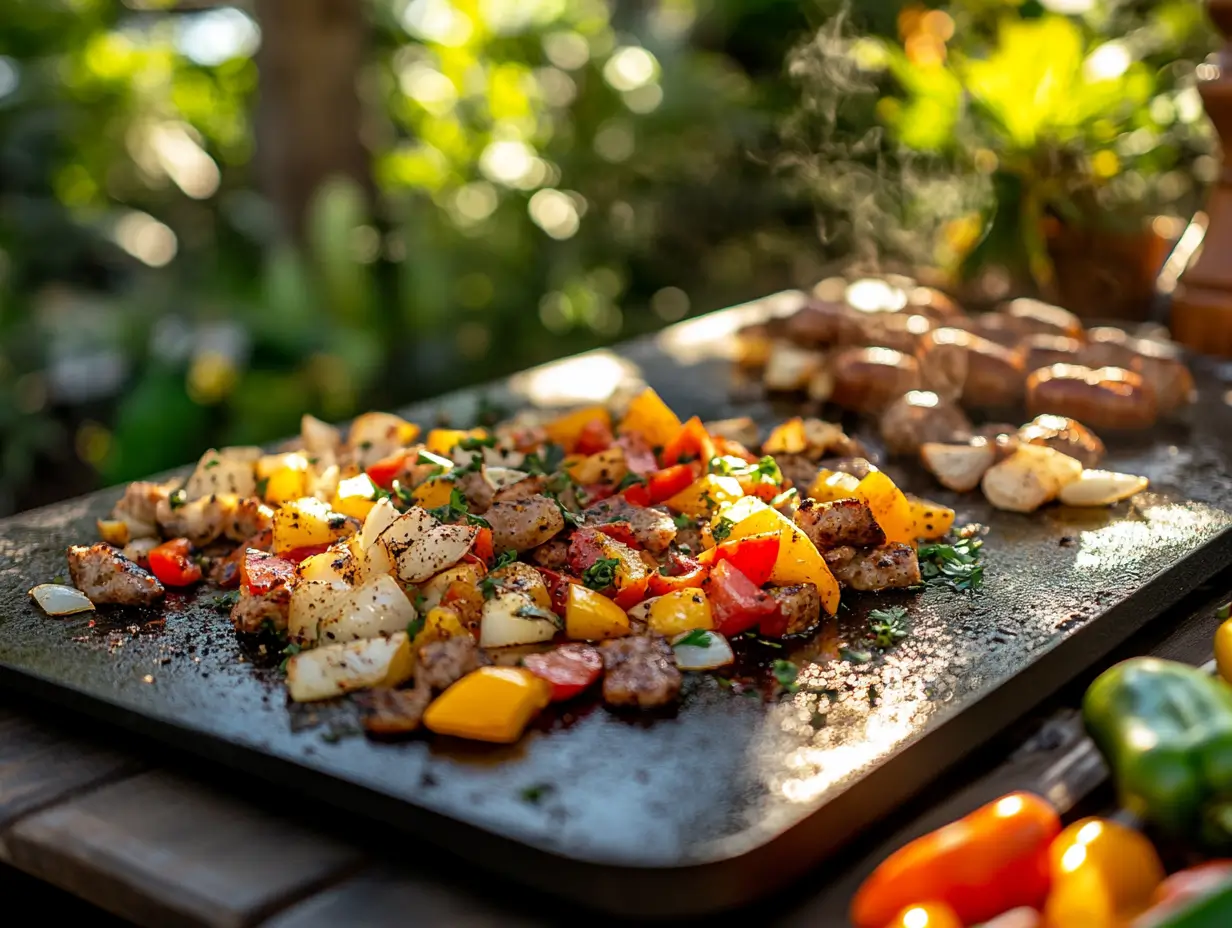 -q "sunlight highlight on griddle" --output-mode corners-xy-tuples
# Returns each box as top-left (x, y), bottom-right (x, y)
(1072, 500), (1215, 573)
